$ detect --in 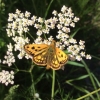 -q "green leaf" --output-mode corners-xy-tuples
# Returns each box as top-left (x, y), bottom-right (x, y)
(66, 82), (95, 100)
(66, 74), (89, 82)
(67, 61), (84, 67)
